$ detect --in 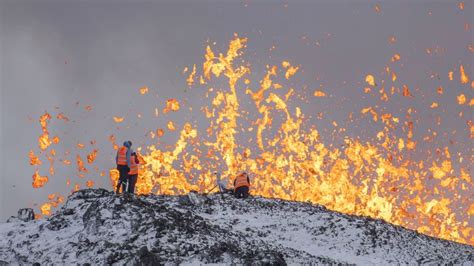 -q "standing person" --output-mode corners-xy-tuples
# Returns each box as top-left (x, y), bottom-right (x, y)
(234, 172), (250, 199)
(127, 152), (140, 194)
(115, 141), (132, 193)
